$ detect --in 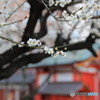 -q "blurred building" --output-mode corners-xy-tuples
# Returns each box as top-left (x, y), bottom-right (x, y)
(34, 63), (99, 100)
(0, 49), (100, 100)
(0, 69), (34, 100)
